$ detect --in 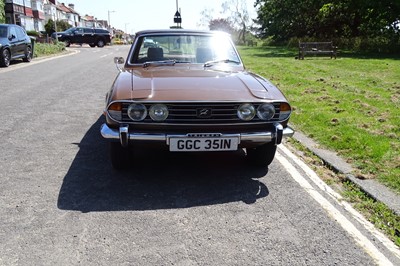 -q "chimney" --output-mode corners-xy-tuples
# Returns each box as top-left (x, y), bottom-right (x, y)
(68, 3), (75, 10)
